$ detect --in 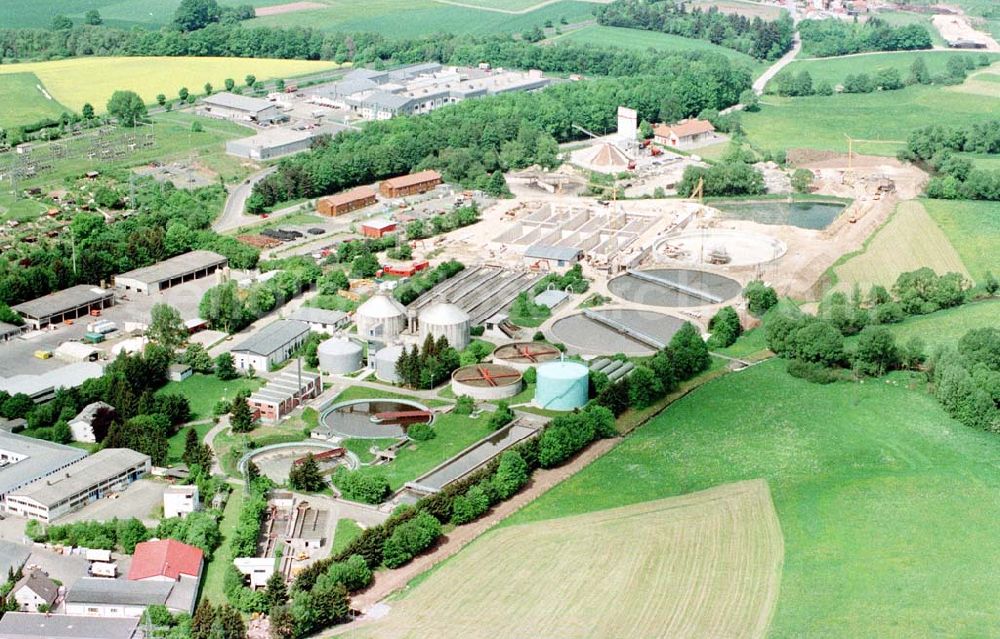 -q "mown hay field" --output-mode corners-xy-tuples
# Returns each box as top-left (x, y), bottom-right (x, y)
(349, 480), (783, 639)
(0, 72), (70, 128)
(831, 200), (969, 293)
(508, 360), (1000, 637)
(923, 198), (1000, 282)
(0, 56), (340, 113)
(0, 0), (277, 29)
